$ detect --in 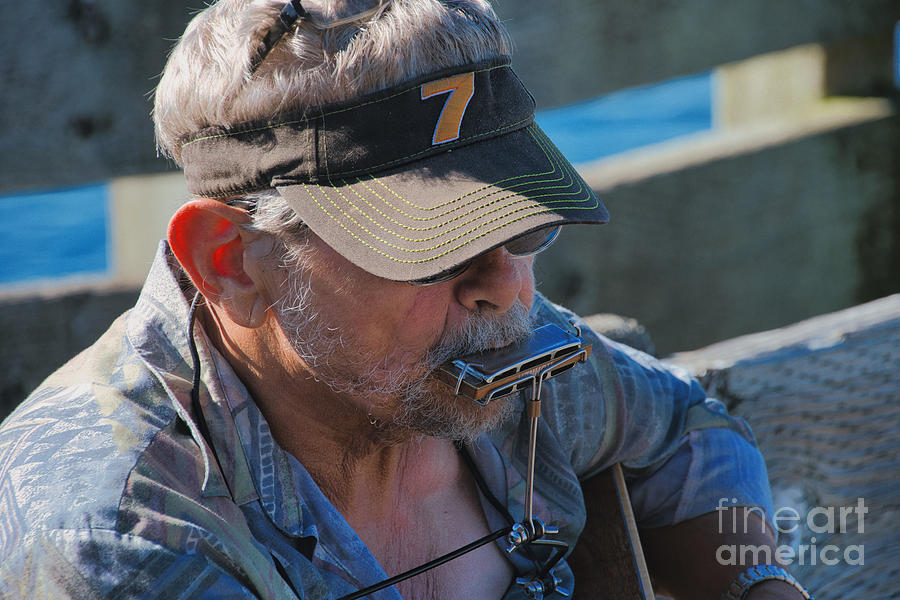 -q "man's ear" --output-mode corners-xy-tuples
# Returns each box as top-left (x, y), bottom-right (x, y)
(168, 199), (269, 328)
